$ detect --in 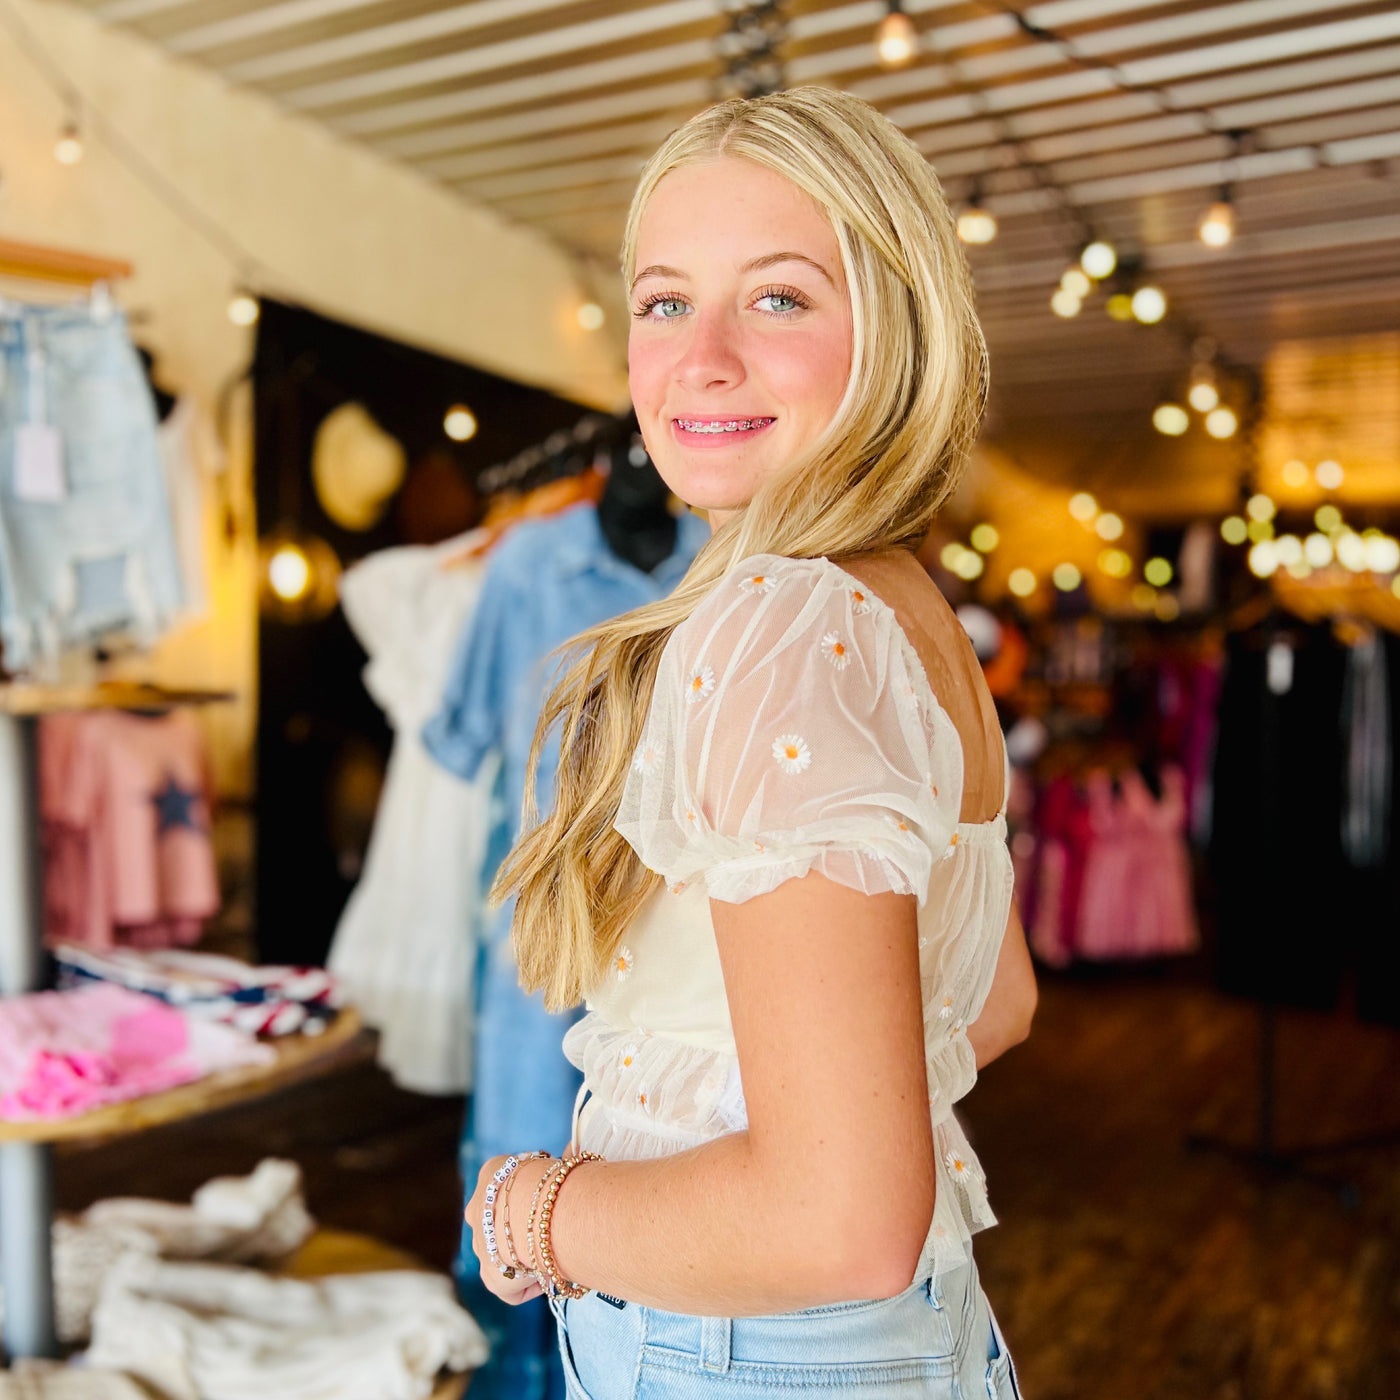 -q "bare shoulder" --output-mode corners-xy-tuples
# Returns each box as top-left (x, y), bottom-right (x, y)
(836, 549), (1005, 823)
